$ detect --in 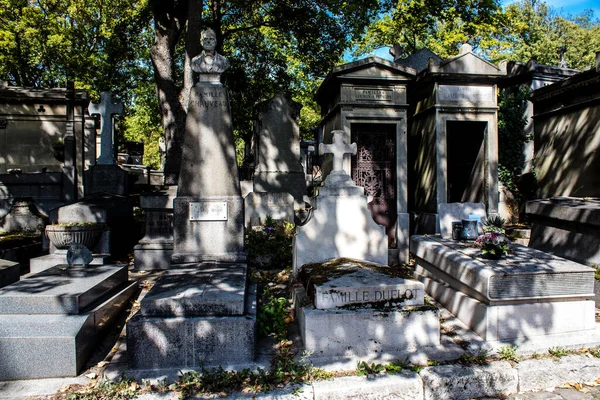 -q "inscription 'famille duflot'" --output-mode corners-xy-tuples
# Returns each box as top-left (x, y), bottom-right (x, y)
(194, 90), (227, 109)
(320, 288), (420, 305)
